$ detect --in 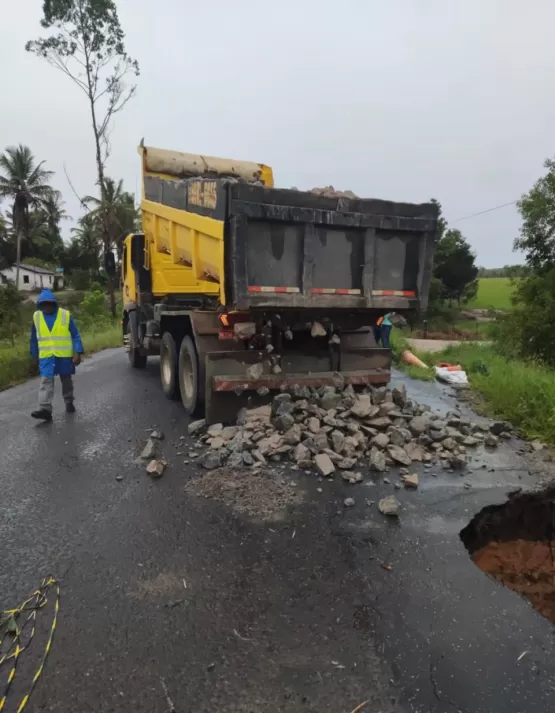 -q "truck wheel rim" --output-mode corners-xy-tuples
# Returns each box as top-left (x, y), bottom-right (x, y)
(161, 345), (172, 387)
(182, 351), (194, 401)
